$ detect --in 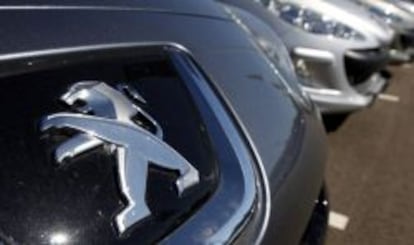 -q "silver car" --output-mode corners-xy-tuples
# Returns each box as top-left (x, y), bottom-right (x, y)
(389, 0), (414, 14)
(353, 0), (414, 57)
(251, 0), (394, 115)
